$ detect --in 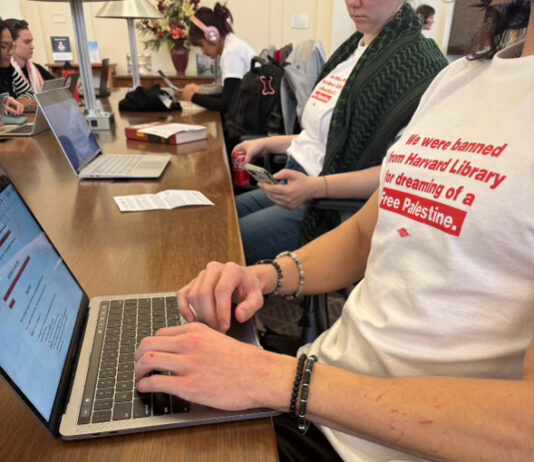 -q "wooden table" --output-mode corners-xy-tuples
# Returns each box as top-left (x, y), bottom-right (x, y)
(114, 74), (214, 88)
(0, 93), (278, 462)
